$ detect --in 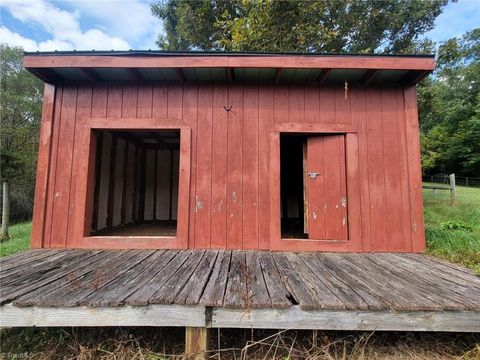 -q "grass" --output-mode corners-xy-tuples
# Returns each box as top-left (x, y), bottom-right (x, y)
(0, 222), (31, 257)
(423, 185), (480, 273)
